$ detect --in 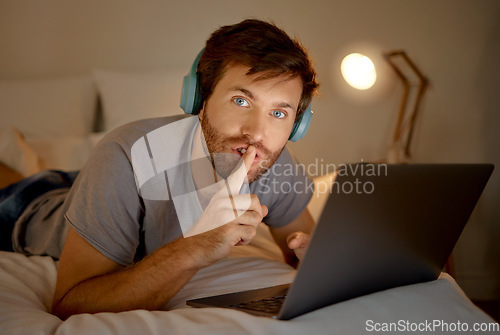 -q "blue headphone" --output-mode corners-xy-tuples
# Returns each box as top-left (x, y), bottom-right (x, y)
(180, 50), (313, 142)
